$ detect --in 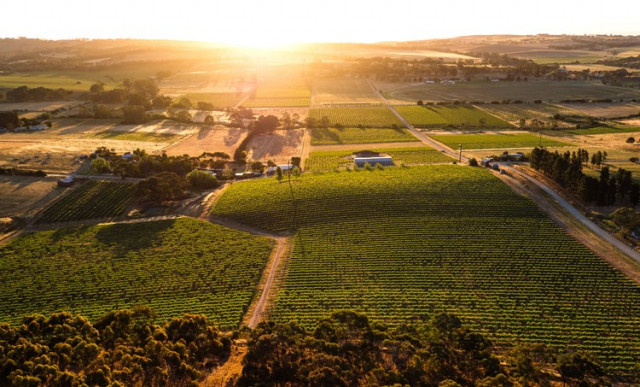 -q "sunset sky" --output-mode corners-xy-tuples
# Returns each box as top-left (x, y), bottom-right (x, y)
(2, 0), (639, 46)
